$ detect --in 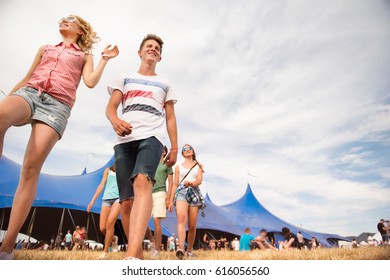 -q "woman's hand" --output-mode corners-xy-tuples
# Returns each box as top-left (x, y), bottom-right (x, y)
(102, 45), (119, 60)
(87, 202), (93, 213)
